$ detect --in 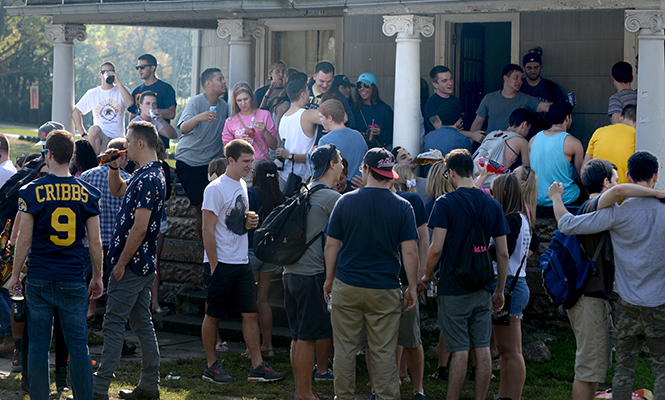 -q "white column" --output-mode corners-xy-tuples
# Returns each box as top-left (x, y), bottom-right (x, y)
(217, 19), (265, 93)
(44, 24), (86, 133)
(625, 10), (665, 188)
(383, 15), (434, 156)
